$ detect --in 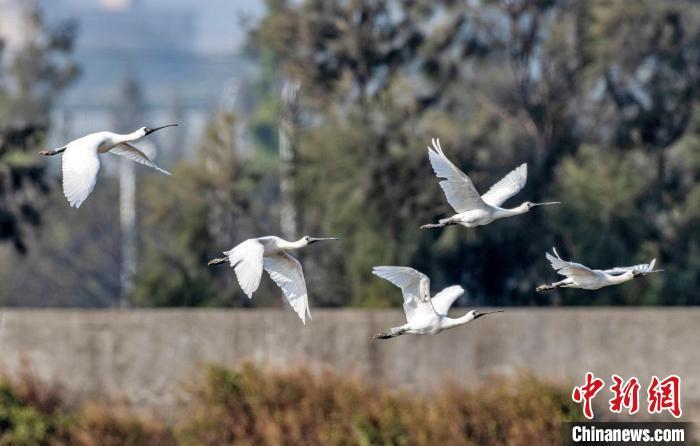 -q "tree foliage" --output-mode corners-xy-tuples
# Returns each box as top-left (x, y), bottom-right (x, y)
(31, 0), (697, 308)
(134, 111), (281, 307)
(0, 7), (77, 252)
(246, 0), (700, 306)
